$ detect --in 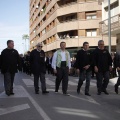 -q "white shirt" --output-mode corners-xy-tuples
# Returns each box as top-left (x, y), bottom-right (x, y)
(52, 50), (71, 70)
